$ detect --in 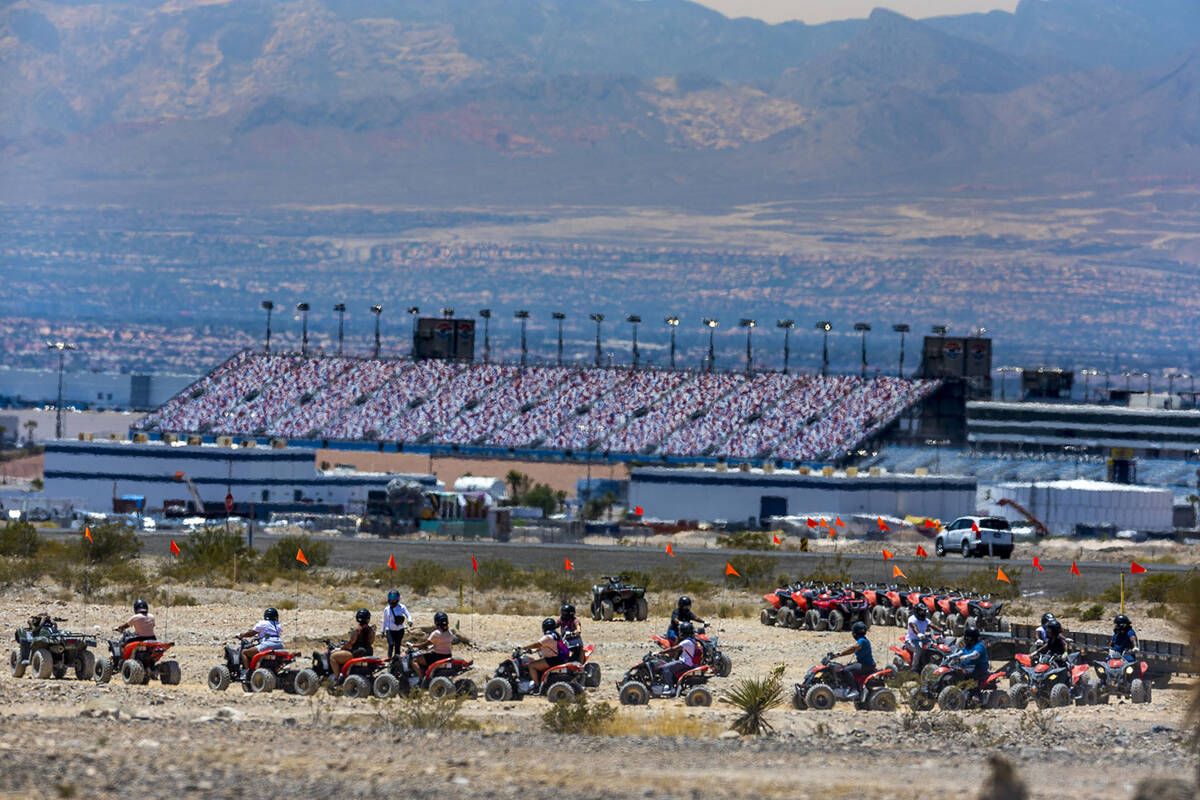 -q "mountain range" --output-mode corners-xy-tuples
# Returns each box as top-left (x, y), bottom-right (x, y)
(3, 0), (1200, 206)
